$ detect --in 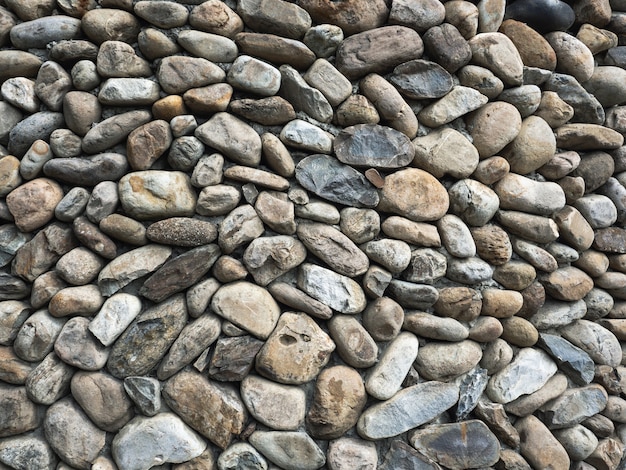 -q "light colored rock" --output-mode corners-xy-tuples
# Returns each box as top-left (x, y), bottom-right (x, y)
(357, 381), (459, 439)
(249, 431), (325, 470)
(240, 375), (306, 431)
(255, 311), (335, 385)
(412, 127), (479, 179)
(366, 332), (418, 400)
(211, 282), (279, 340)
(112, 413), (207, 470)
